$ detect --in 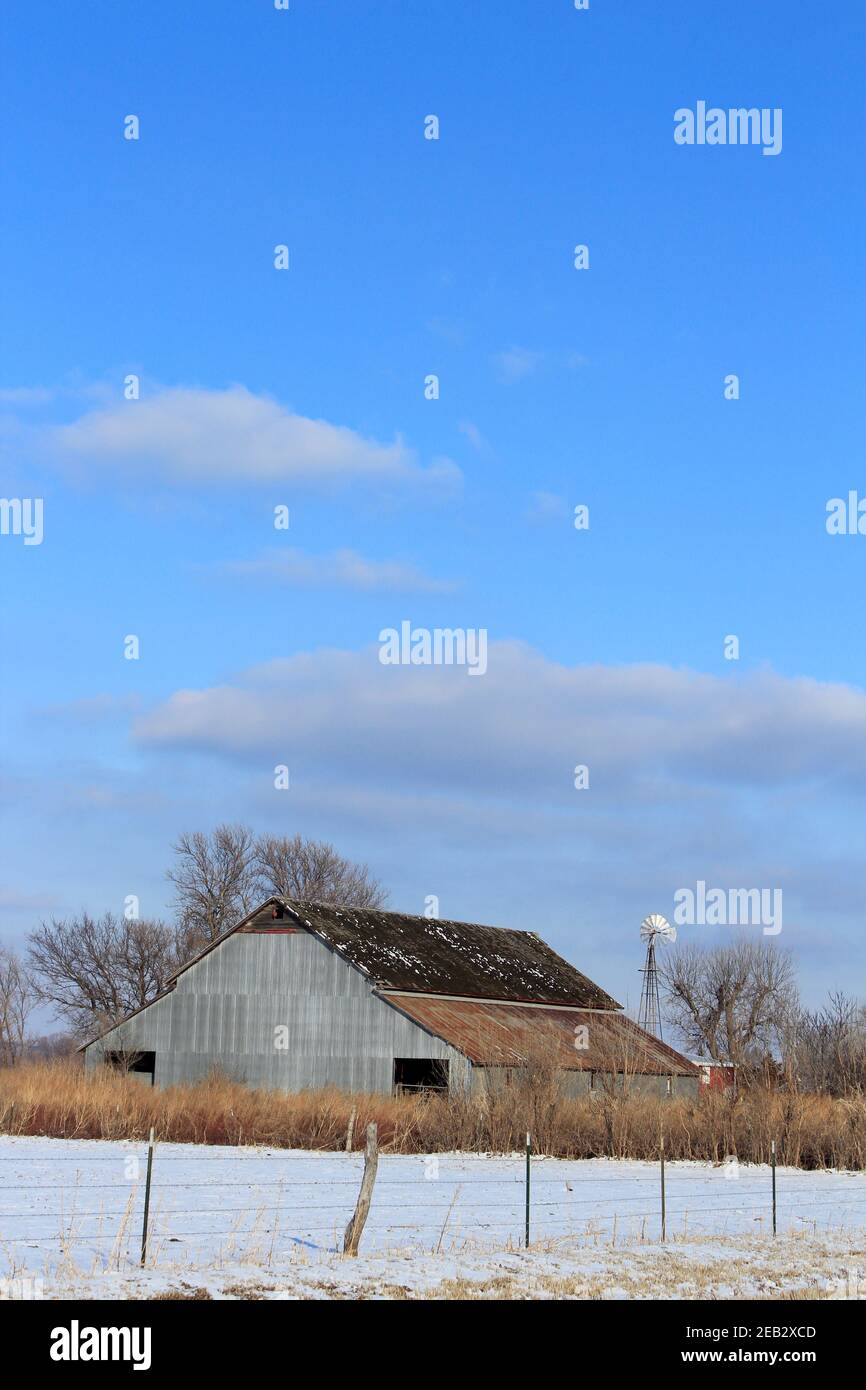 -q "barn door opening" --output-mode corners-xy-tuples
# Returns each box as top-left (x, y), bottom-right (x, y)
(393, 1058), (449, 1095)
(104, 1050), (155, 1085)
